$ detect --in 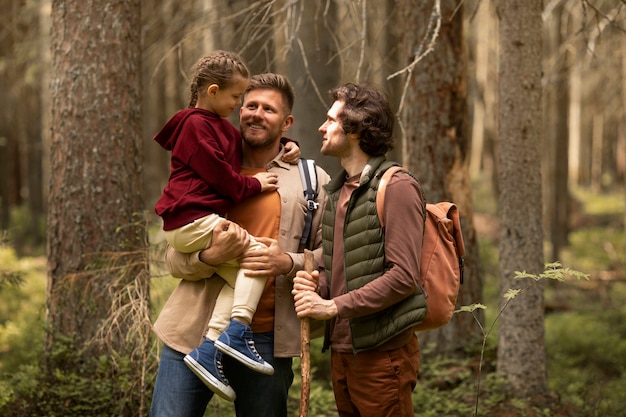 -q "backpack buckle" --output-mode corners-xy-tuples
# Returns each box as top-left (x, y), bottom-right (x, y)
(307, 200), (319, 211)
